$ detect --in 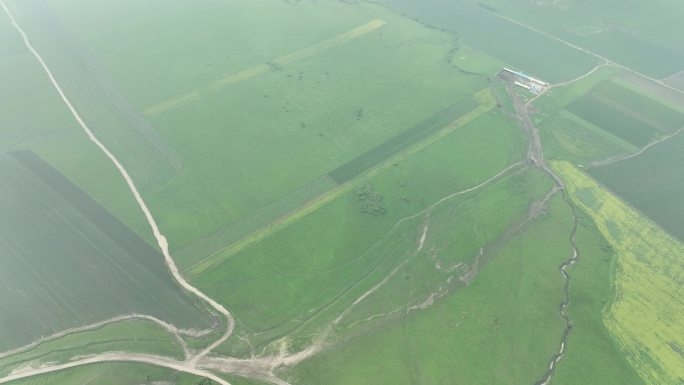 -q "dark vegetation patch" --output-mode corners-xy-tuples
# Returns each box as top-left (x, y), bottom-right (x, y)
(589, 133), (684, 241)
(0, 151), (212, 351)
(328, 98), (478, 183)
(567, 95), (659, 147)
(591, 81), (684, 132)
